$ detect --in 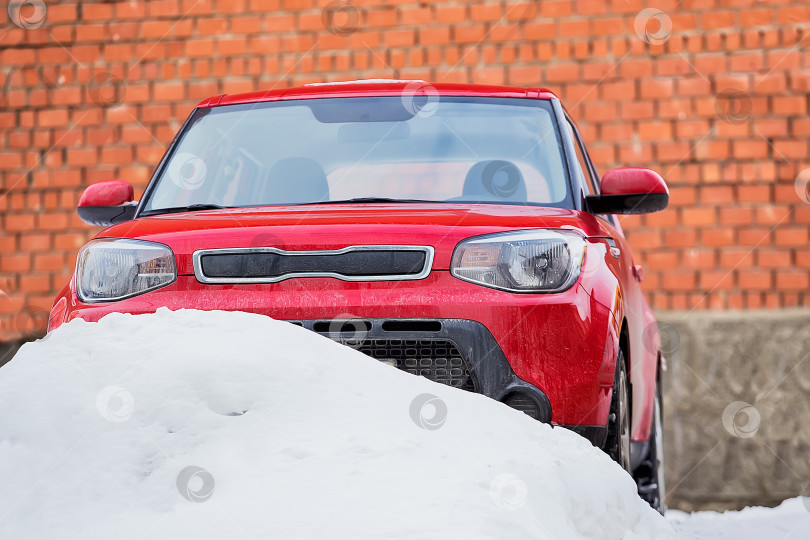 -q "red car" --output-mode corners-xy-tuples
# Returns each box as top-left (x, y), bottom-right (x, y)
(50, 81), (669, 511)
